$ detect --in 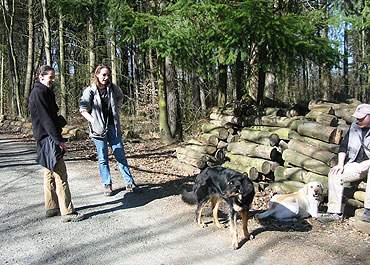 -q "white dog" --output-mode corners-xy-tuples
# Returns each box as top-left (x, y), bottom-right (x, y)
(256, 181), (324, 221)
